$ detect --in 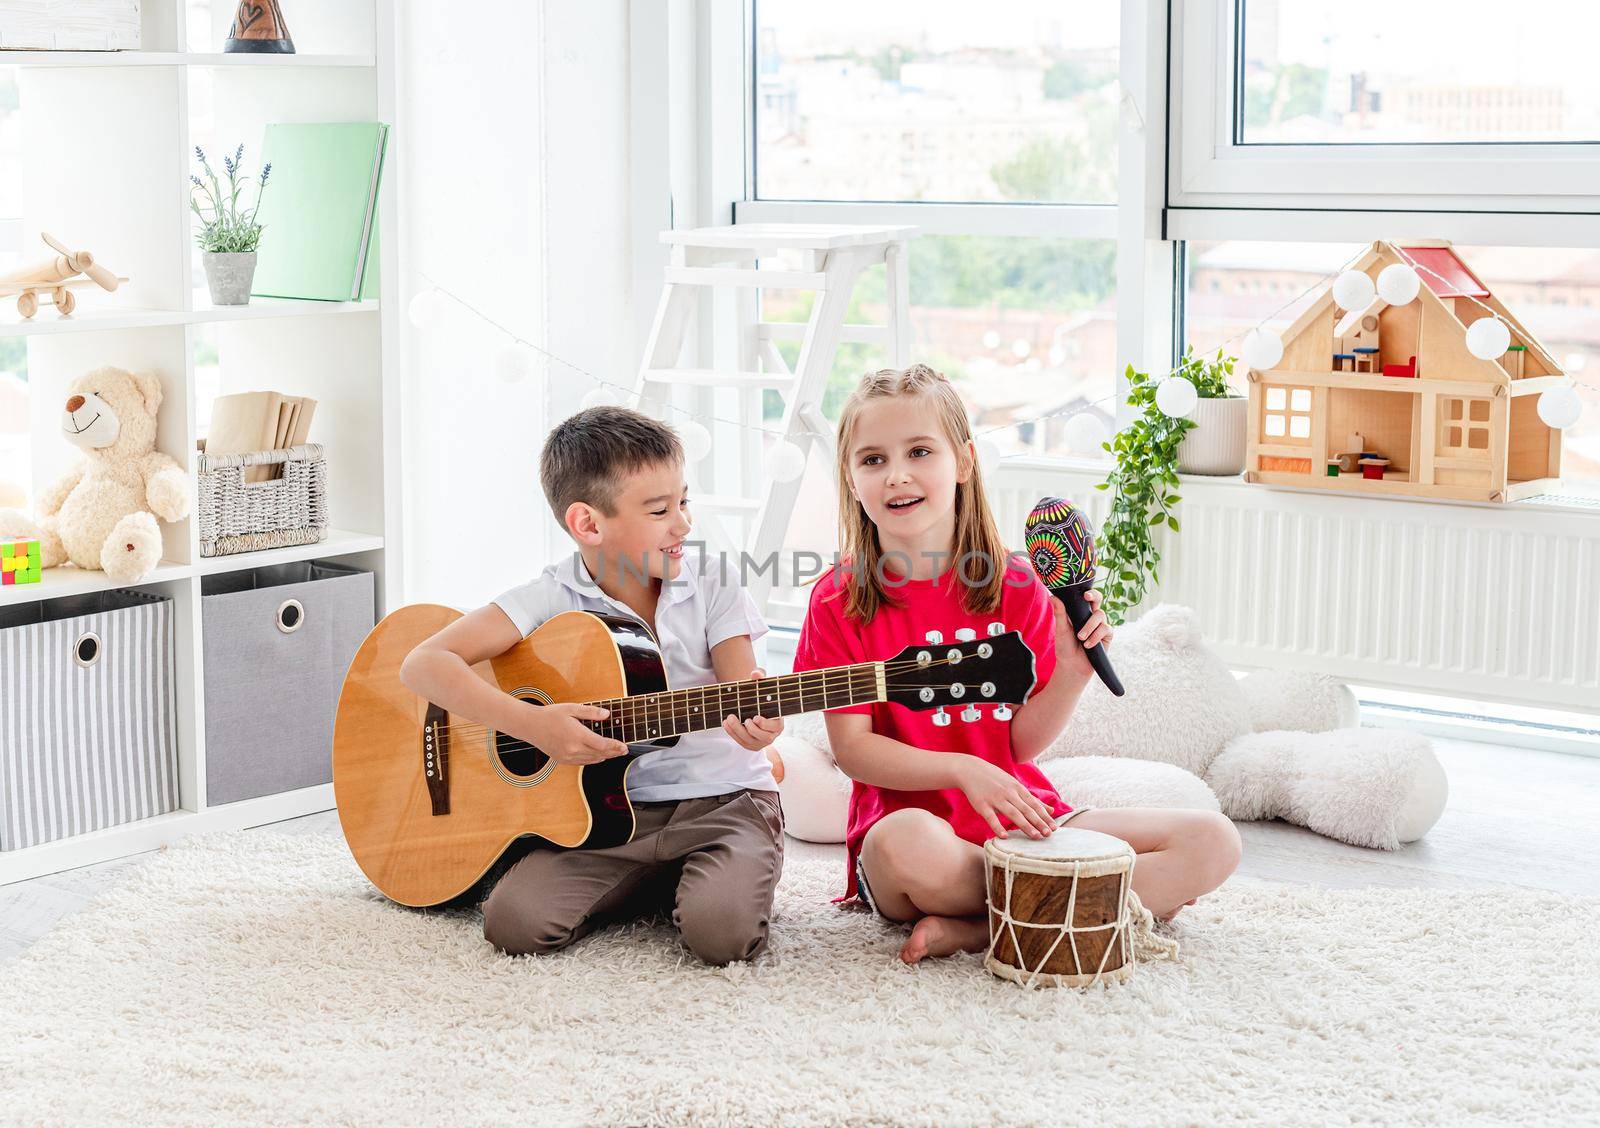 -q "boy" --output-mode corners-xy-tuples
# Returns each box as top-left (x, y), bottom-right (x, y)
(400, 406), (785, 965)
